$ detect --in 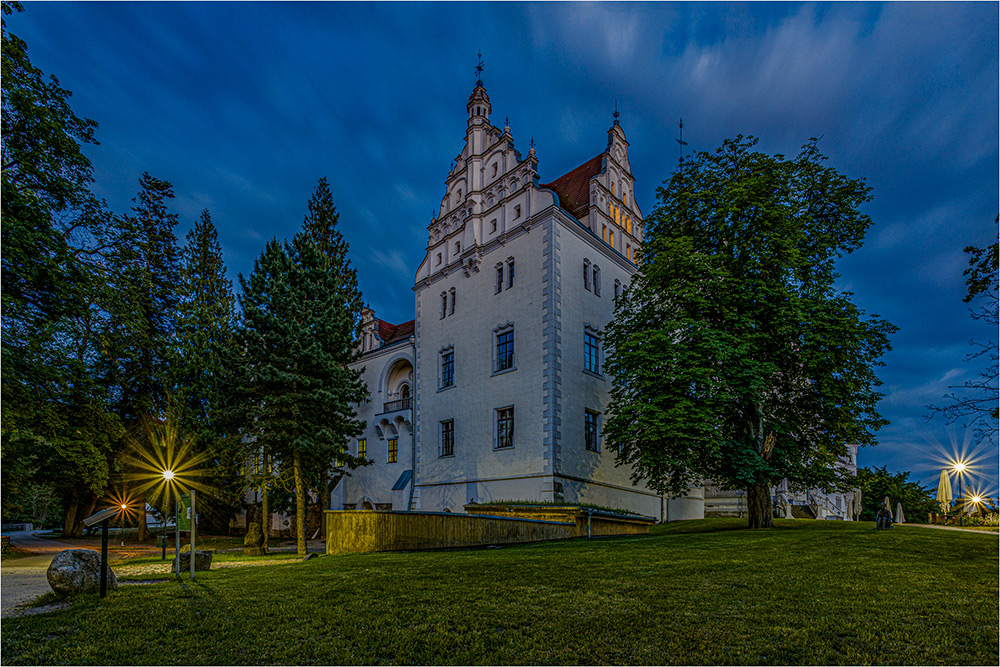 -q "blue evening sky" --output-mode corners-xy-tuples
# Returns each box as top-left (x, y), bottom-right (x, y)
(9, 2), (998, 491)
